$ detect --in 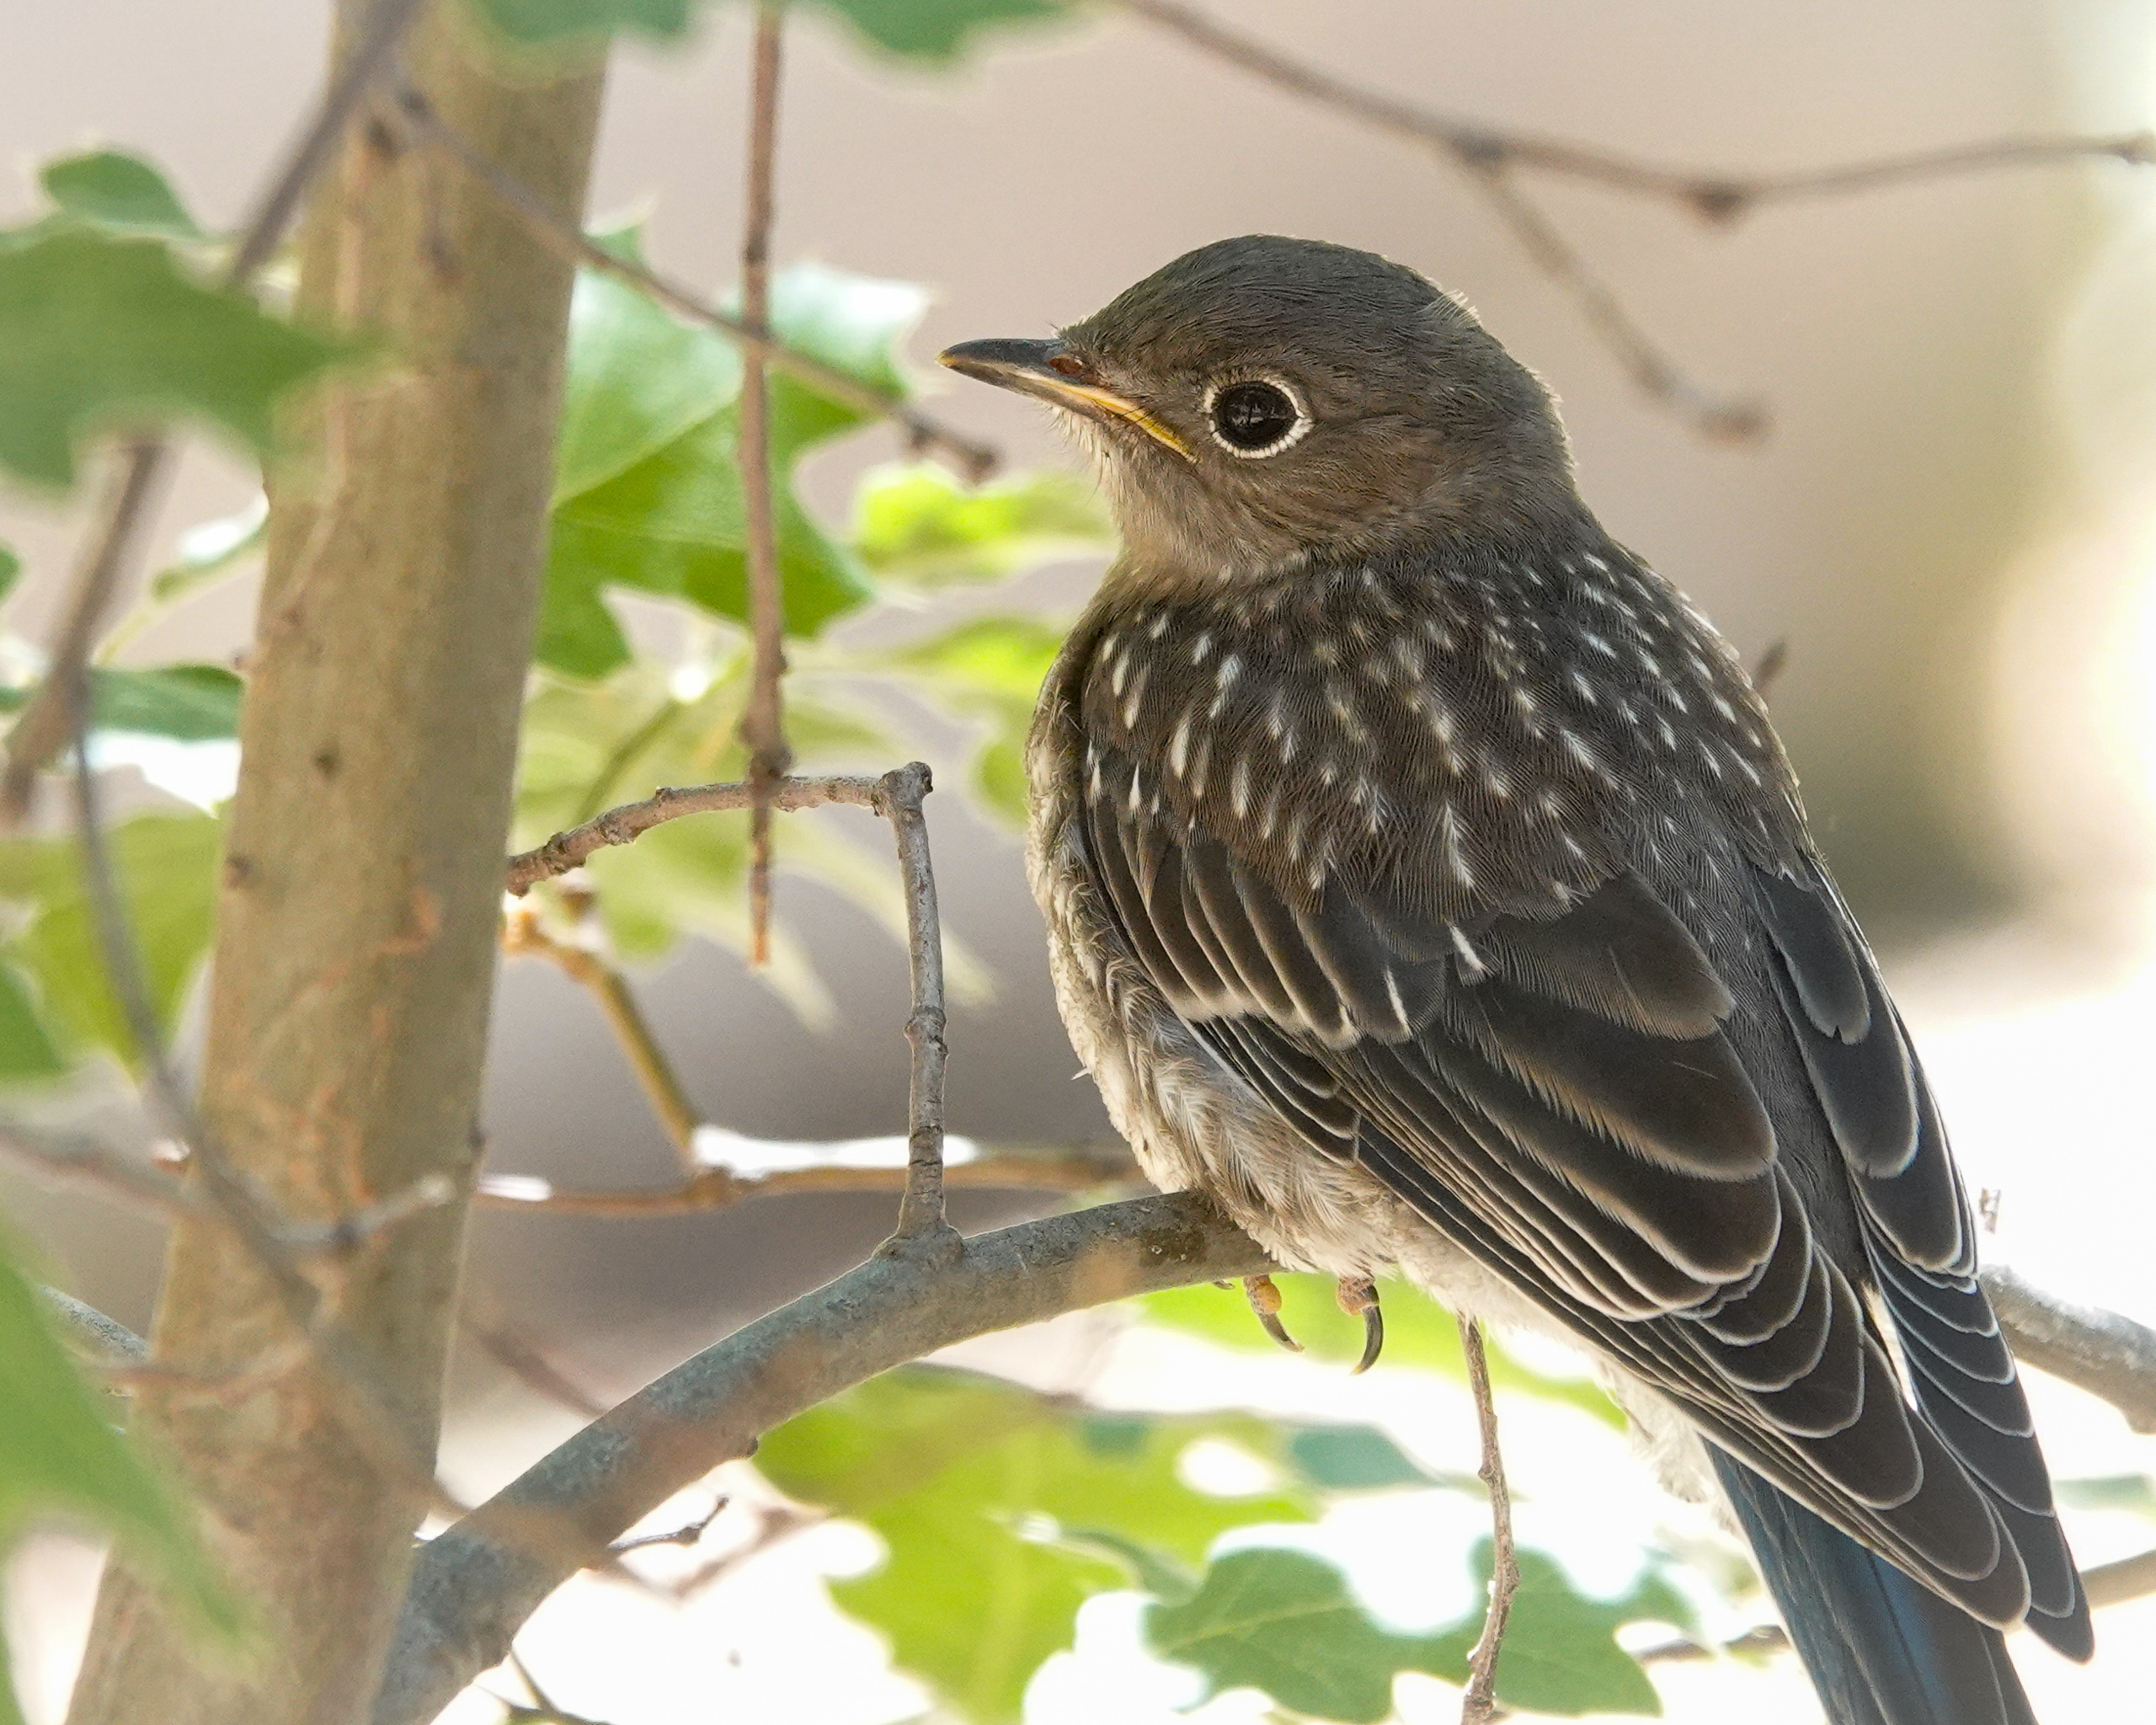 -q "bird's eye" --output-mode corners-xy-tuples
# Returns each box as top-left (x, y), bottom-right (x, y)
(1207, 379), (1309, 458)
